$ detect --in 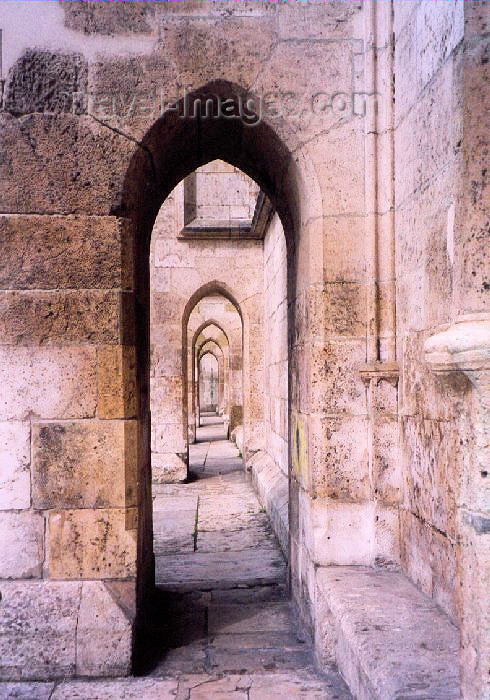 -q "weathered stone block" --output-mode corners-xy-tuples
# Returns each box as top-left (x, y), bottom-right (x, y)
(372, 414), (402, 505)
(97, 346), (137, 419)
(76, 581), (133, 676)
(51, 679), (178, 699)
(0, 290), (127, 345)
(150, 376), (183, 415)
(309, 415), (370, 501)
(32, 420), (137, 509)
(152, 422), (186, 454)
(0, 581), (80, 680)
(62, 2), (154, 35)
(310, 339), (366, 415)
(0, 682), (54, 699)
(323, 215), (366, 283)
(0, 422), (30, 510)
(0, 114), (133, 215)
(401, 415), (460, 539)
(5, 50), (88, 116)
(0, 215), (132, 290)
(0, 512), (44, 579)
(304, 498), (374, 566)
(0, 347), (96, 421)
(152, 453), (187, 484)
(47, 509), (137, 579)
